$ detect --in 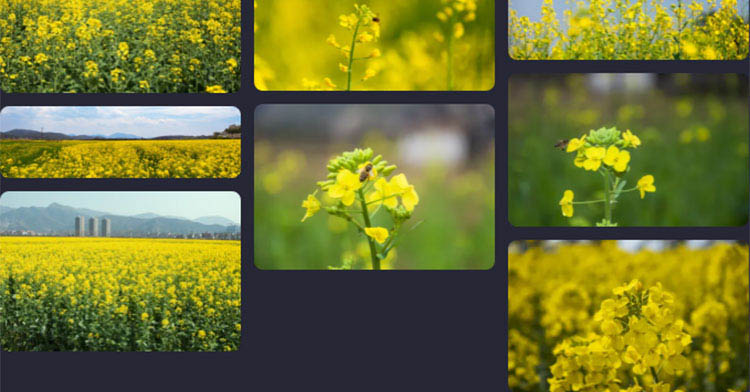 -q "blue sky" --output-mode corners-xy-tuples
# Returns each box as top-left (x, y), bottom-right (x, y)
(0, 192), (241, 223)
(511, 0), (748, 22)
(0, 107), (241, 138)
